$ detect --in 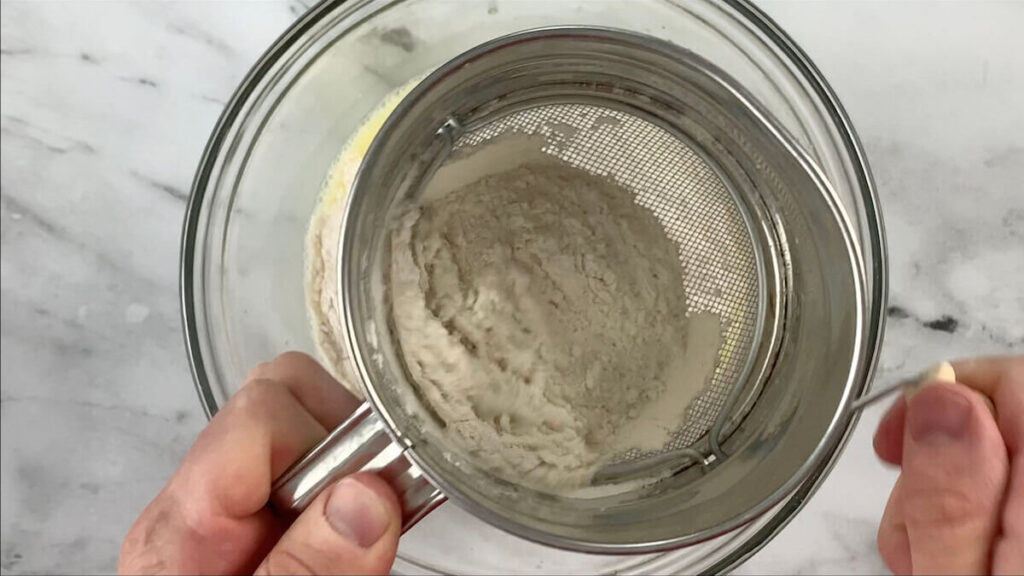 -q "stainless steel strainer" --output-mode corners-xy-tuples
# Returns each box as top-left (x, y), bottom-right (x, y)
(271, 27), (870, 552)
